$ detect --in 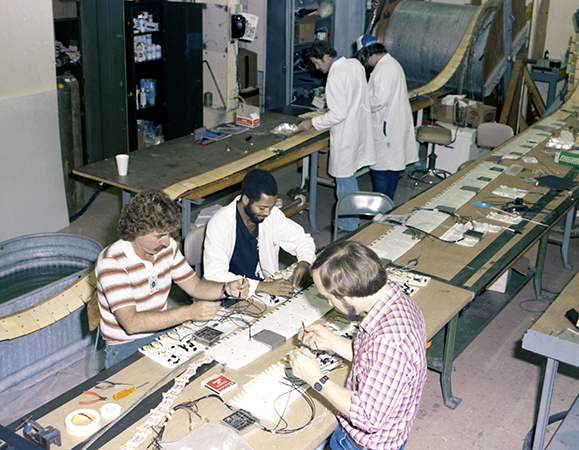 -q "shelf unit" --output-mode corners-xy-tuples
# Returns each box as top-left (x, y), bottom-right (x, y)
(291, 11), (334, 98)
(124, 0), (203, 151)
